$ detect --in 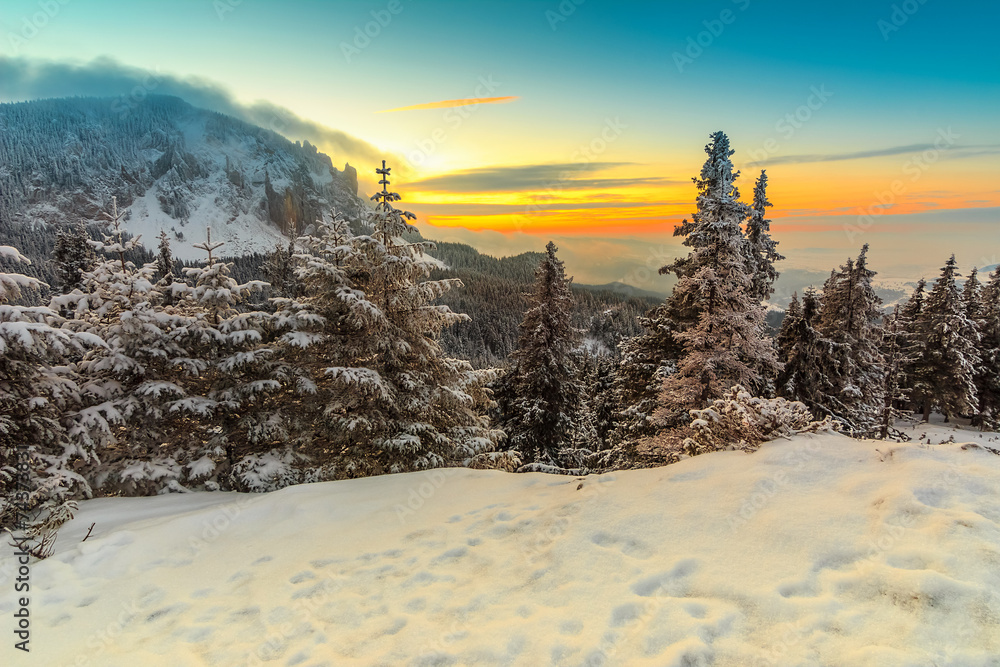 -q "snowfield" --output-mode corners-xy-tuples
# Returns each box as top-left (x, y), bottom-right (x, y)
(3, 421), (1000, 666)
